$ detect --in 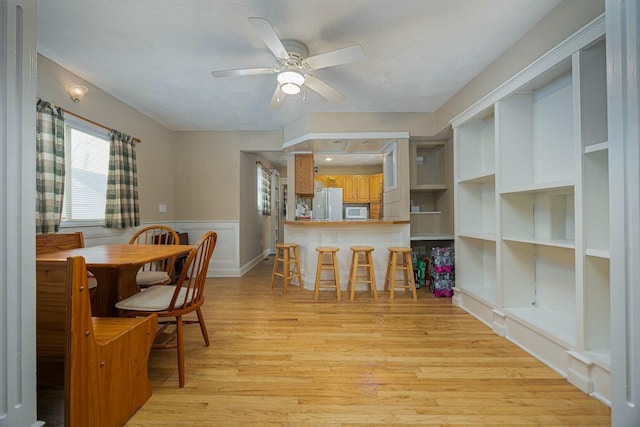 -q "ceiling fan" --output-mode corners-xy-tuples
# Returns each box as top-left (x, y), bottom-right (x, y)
(211, 17), (366, 108)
